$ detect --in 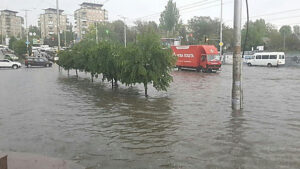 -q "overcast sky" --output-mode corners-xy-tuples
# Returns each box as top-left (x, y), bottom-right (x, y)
(1, 0), (300, 29)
